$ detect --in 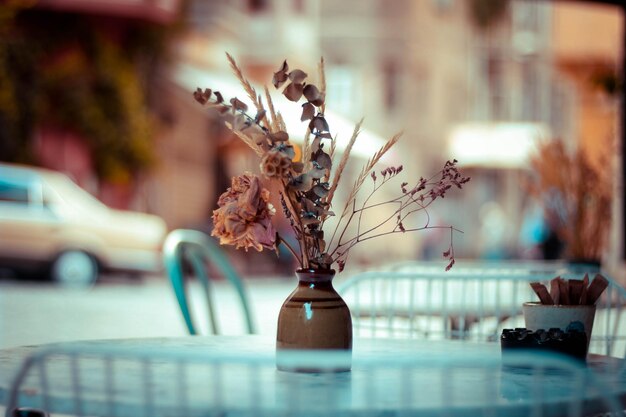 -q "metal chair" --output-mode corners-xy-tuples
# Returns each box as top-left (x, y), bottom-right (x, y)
(337, 260), (626, 357)
(4, 341), (623, 417)
(163, 229), (256, 335)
